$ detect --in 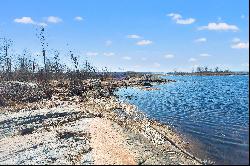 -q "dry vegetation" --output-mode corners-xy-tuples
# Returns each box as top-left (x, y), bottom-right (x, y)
(0, 26), (210, 165)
